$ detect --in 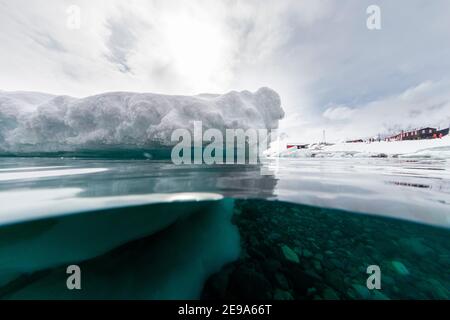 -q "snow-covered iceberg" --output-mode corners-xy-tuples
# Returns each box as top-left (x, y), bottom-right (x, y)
(0, 88), (284, 154)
